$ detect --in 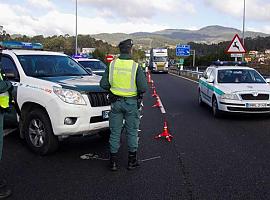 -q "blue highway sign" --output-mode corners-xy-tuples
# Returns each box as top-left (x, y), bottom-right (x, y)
(176, 45), (190, 56)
